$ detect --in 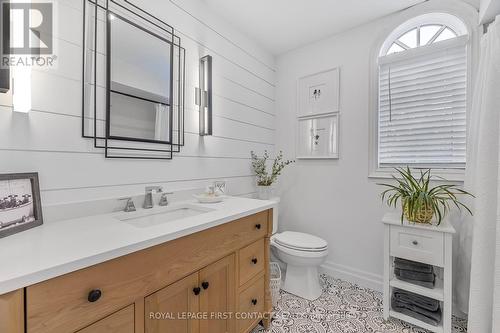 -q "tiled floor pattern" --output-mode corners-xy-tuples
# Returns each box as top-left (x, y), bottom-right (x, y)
(252, 274), (467, 333)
